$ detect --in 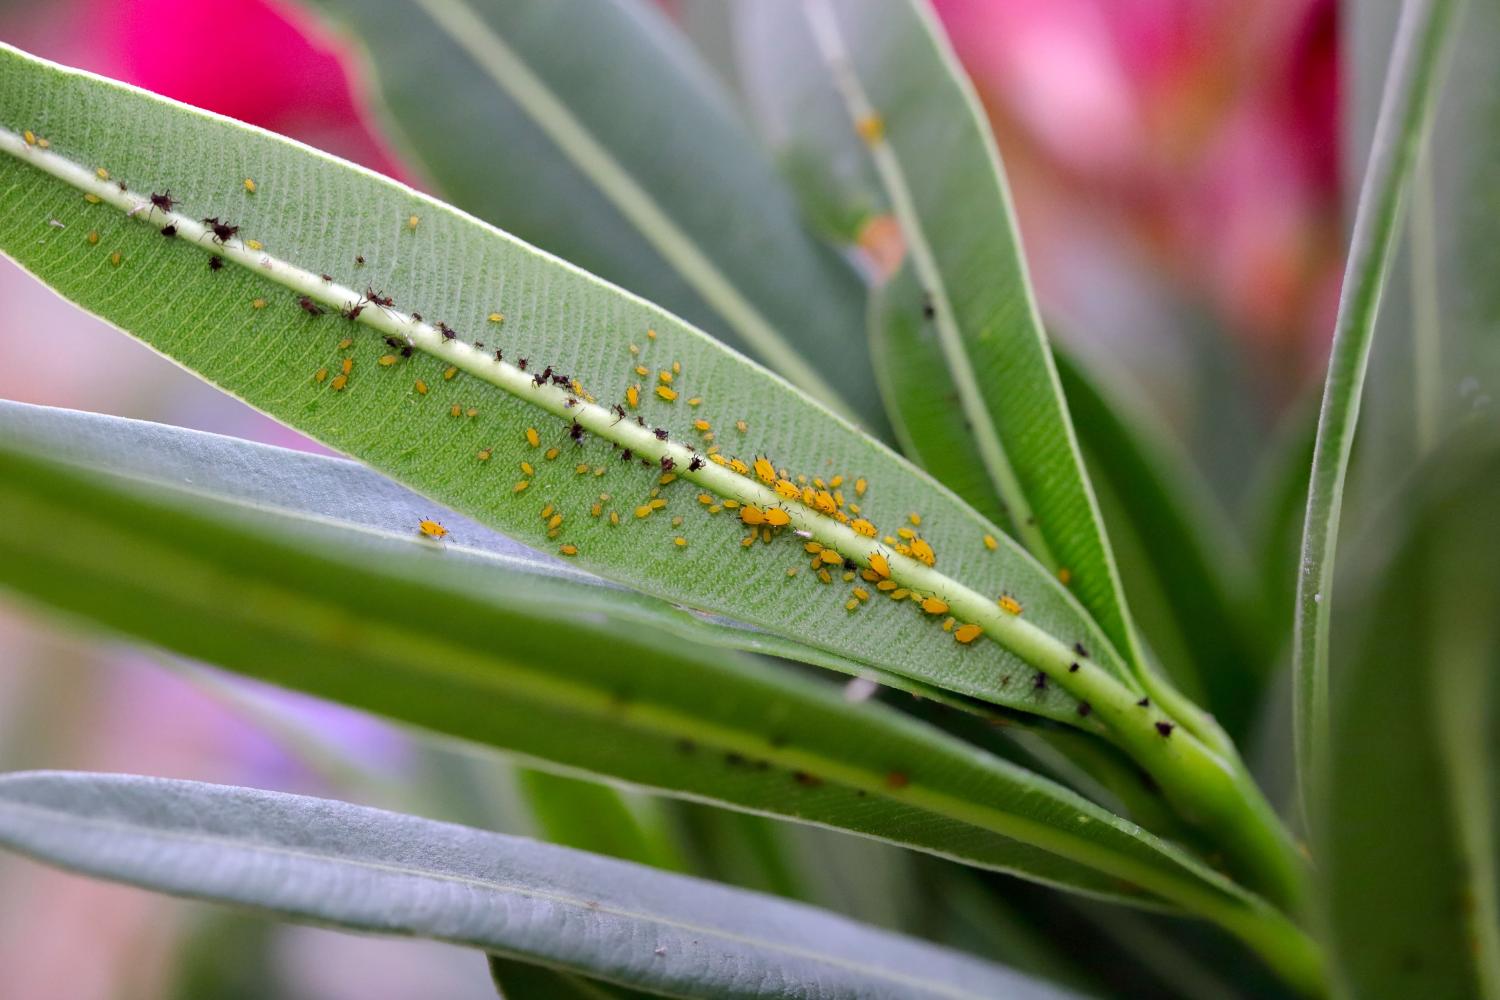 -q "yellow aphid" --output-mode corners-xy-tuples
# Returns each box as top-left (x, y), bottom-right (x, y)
(819, 549), (843, 567)
(407, 214), (420, 230)
(659, 370), (673, 384)
(577, 464), (591, 475)
(890, 588), (910, 601)
(942, 617), (955, 632)
(674, 536), (687, 548)
(341, 357), (355, 376)
(635, 505), (653, 519)
(314, 367), (328, 383)
(672, 361), (681, 374)
(109, 251), (123, 267)
(559, 544), (578, 557)
(687, 396), (702, 406)
(910, 538), (936, 566)
(818, 569), (832, 584)
(451, 404), (462, 417)
(753, 456), (775, 483)
(650, 498), (667, 510)
(954, 624), (983, 644)
(609, 511), (621, 525)
(721, 498), (739, 508)
(444, 366), (458, 380)
(660, 473), (678, 486)
(414, 379), (428, 395)
(898, 527), (915, 540)
(845, 599), (859, 612)
(338, 337), (354, 350)
(513, 480), (531, 494)
(813, 491), (838, 515)
(83, 193), (101, 204)
(629, 343), (640, 355)
(1057, 567), (1073, 586)
(86, 230), (99, 246)
(521, 462), (535, 476)
(729, 458), (749, 475)
(851, 519), (877, 538)
(591, 502), (603, 517)
(849, 503), (861, 515)
(330, 374), (348, 391)
(672, 515), (683, 526)
(252, 297), (268, 309)
(246, 240), (264, 251)
(22, 130), (35, 145)
(36, 138), (48, 148)
(540, 505), (555, 520)
(545, 447), (560, 461)
(243, 177), (257, 194)
(634, 365), (649, 378)
(697, 493), (714, 505)
(488, 312), (505, 324)
(694, 419), (711, 432)
(735, 420), (748, 433)
(830, 475), (843, 488)
(855, 114), (885, 144)
(921, 596), (949, 615)
(814, 478), (826, 490)
(786, 567), (799, 578)
(877, 579), (897, 592)
(710, 452), (727, 464)
(983, 534), (998, 551)
(418, 519), (448, 539)
(804, 541), (823, 554)
(656, 385), (678, 402)
(95, 166), (109, 180)
(740, 505), (765, 526)
(853, 587), (870, 602)
(764, 508), (791, 528)
(379, 354), (399, 366)
(853, 478), (867, 497)
(547, 514), (563, 531)
(773, 479), (799, 500)
(626, 385), (640, 408)
(998, 595), (1023, 616)
(908, 513), (922, 526)
(467, 407), (479, 418)
(741, 535), (756, 548)
(647, 328), (657, 340)
(525, 427), (540, 447)
(868, 553), (891, 578)
(477, 449), (492, 462)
